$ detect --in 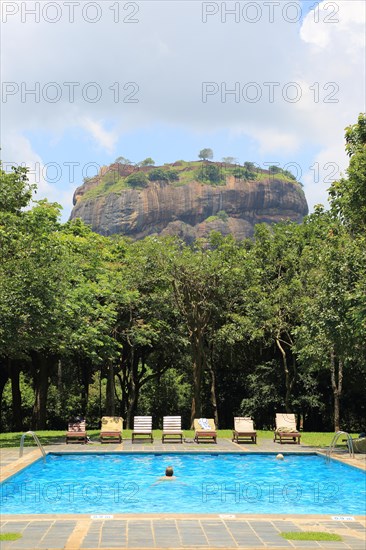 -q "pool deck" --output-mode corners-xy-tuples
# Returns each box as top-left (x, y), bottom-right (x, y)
(1, 438), (365, 549)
